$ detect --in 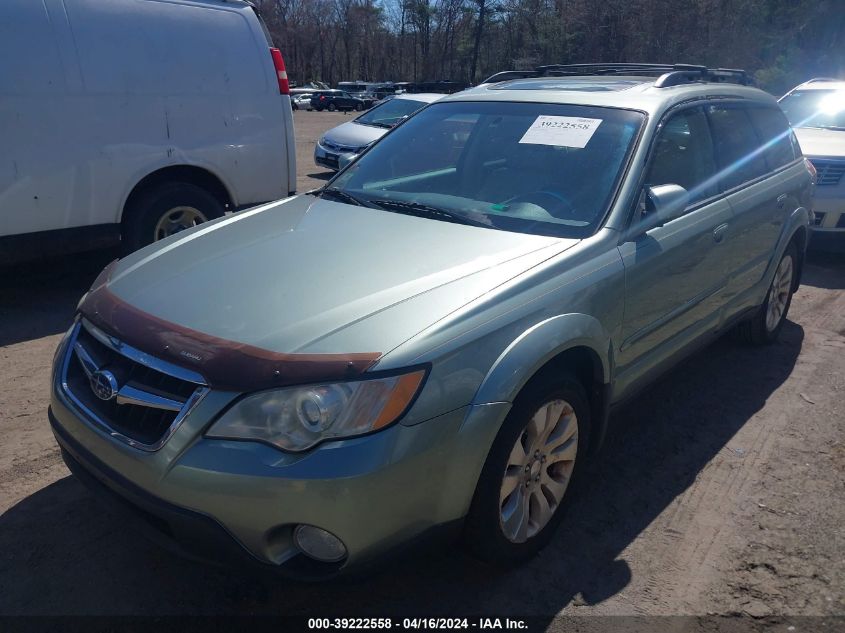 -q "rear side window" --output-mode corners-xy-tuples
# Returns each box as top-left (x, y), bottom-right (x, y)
(747, 106), (798, 170)
(706, 105), (770, 190)
(644, 106), (718, 203)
